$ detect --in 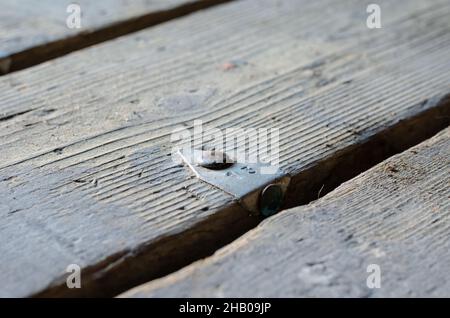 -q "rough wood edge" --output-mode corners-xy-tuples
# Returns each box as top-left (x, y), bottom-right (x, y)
(33, 202), (259, 297)
(34, 94), (450, 297)
(120, 126), (450, 298)
(0, 0), (232, 75)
